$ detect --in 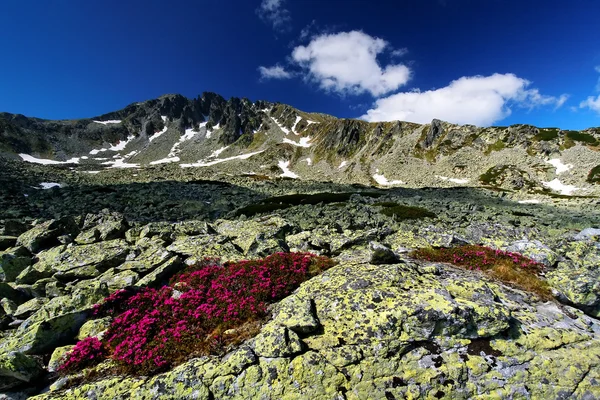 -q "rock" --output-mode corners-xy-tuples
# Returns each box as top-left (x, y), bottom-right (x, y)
(0, 250), (32, 282)
(369, 241), (401, 265)
(250, 323), (304, 358)
(74, 228), (100, 245)
(271, 296), (320, 334)
(34, 240), (131, 277)
(0, 283), (27, 304)
(0, 236), (17, 251)
(547, 262), (600, 317)
(13, 298), (48, 319)
(81, 211), (129, 241)
(505, 239), (559, 267)
(573, 227), (600, 241)
(1, 220), (29, 237)
(213, 217), (290, 256)
(117, 241), (173, 273)
(422, 118), (444, 149)
(134, 256), (183, 288)
(47, 345), (74, 373)
(167, 235), (241, 260)
(1, 298), (18, 317)
(76, 317), (111, 340)
(99, 269), (139, 290)
(16, 218), (78, 254)
(0, 351), (43, 390)
(14, 265), (53, 285)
